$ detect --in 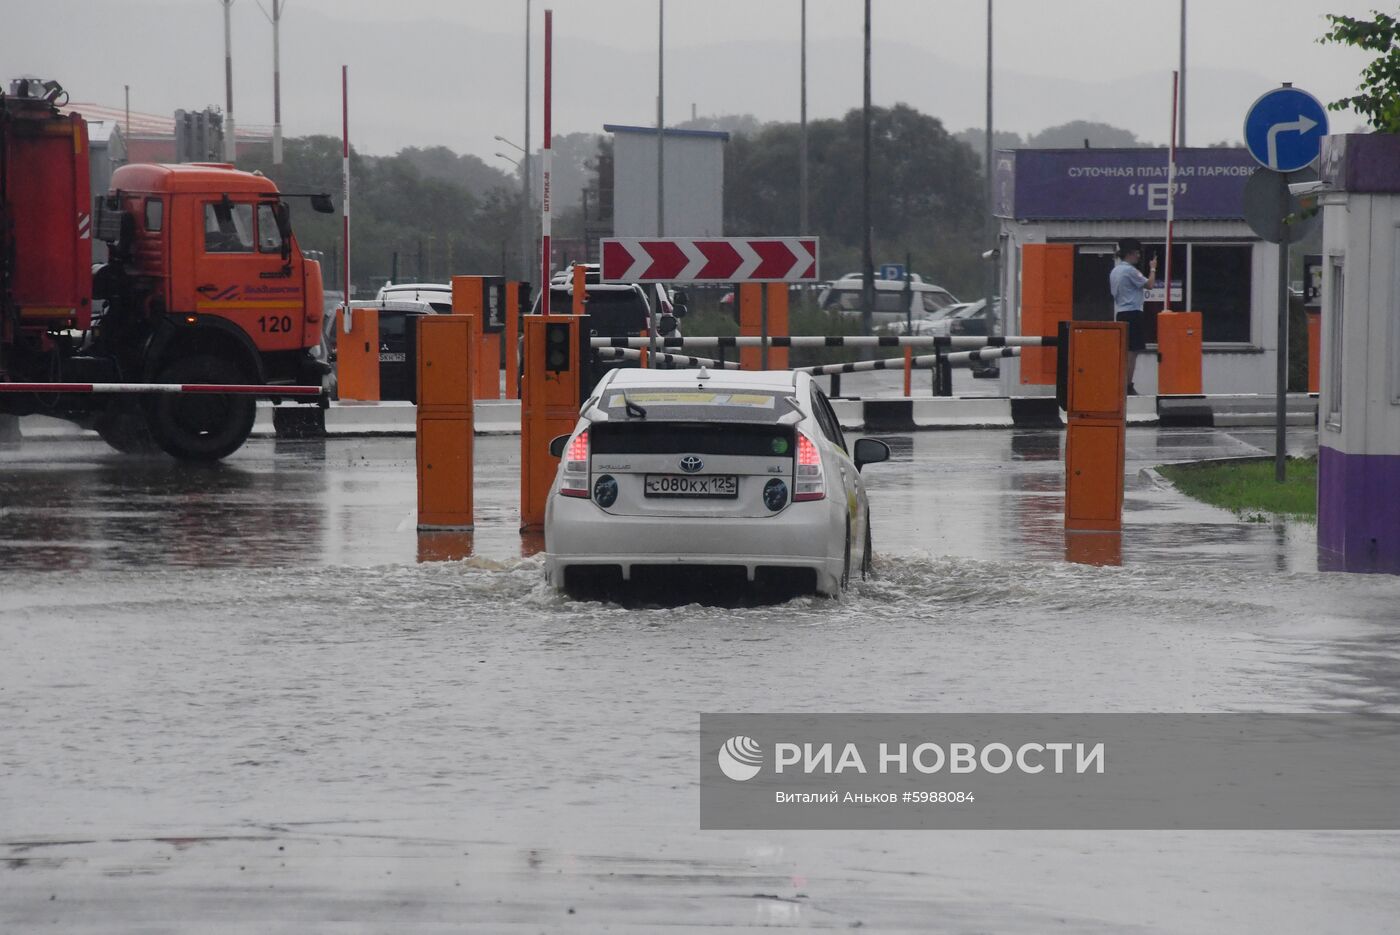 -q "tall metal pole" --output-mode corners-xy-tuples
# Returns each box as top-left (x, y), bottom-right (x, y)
(1178, 0), (1187, 146)
(523, 0), (533, 288)
(983, 0), (996, 319)
(272, 0), (283, 164)
(860, 0), (874, 337)
(799, 0), (808, 237)
(541, 9), (553, 290)
(222, 0), (236, 163)
(123, 85), (130, 140)
(1165, 70), (1179, 313)
(656, 0), (665, 236)
(341, 65), (351, 330)
(1275, 239), (1288, 482)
